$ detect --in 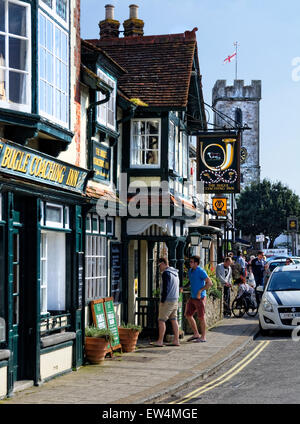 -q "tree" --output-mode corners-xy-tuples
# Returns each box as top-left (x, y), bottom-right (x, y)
(236, 179), (300, 248)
